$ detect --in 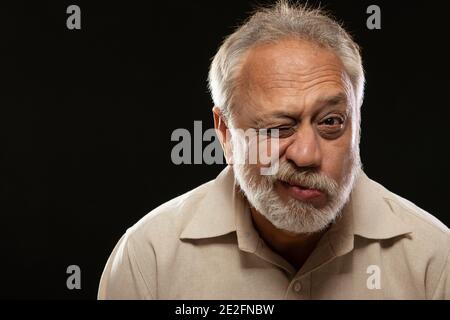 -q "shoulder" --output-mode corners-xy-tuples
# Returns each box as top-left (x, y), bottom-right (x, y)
(126, 179), (215, 245)
(356, 175), (450, 299)
(98, 179), (216, 299)
(369, 177), (449, 241)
